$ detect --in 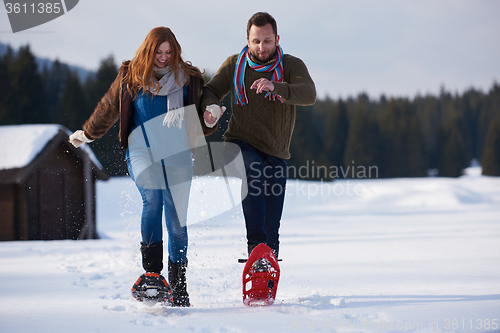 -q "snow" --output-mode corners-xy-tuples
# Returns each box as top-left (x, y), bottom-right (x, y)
(1, 169), (500, 332)
(0, 124), (61, 170)
(0, 124), (103, 171)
